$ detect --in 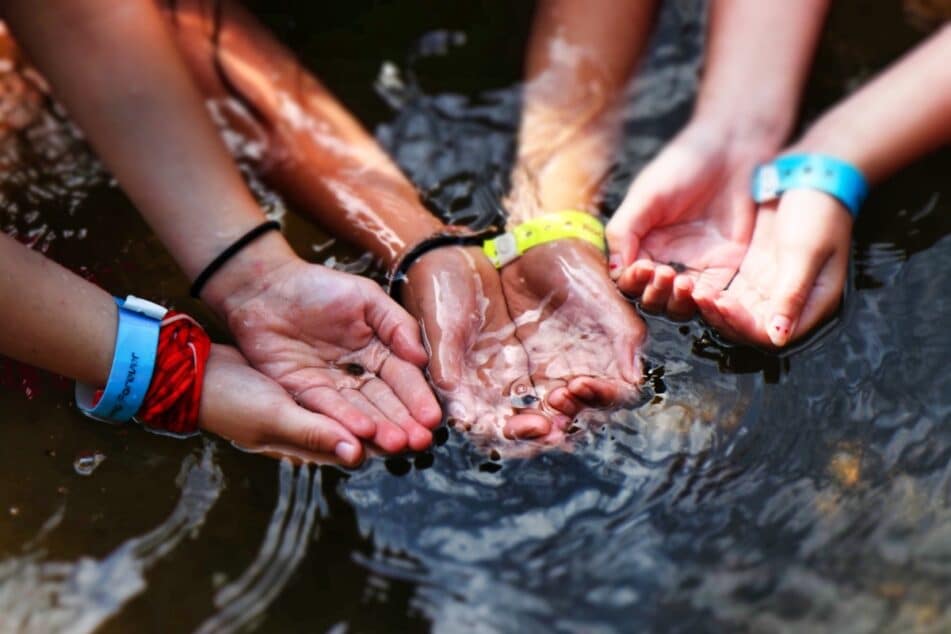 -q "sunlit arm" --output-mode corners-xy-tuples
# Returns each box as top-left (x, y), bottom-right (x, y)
(162, 0), (445, 269)
(506, 0), (659, 223)
(789, 24), (951, 183)
(0, 0), (296, 314)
